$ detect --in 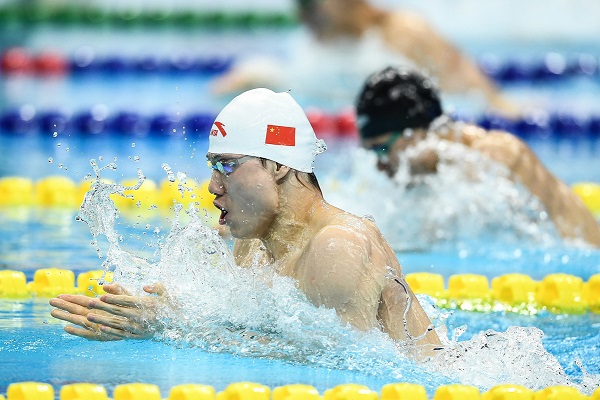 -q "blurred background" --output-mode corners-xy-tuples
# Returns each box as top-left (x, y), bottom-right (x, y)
(1, 0), (600, 183)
